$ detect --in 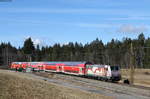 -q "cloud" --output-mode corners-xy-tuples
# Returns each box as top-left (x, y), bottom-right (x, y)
(77, 23), (119, 28)
(33, 39), (42, 46)
(0, 7), (132, 15)
(24, 36), (57, 47)
(117, 24), (148, 33)
(23, 36), (45, 47)
(78, 23), (110, 28)
(108, 16), (150, 21)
